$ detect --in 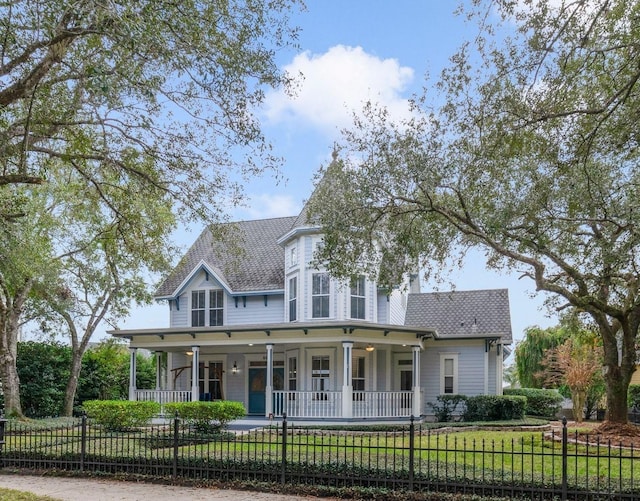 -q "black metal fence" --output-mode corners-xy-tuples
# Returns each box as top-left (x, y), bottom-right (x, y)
(0, 415), (638, 500)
